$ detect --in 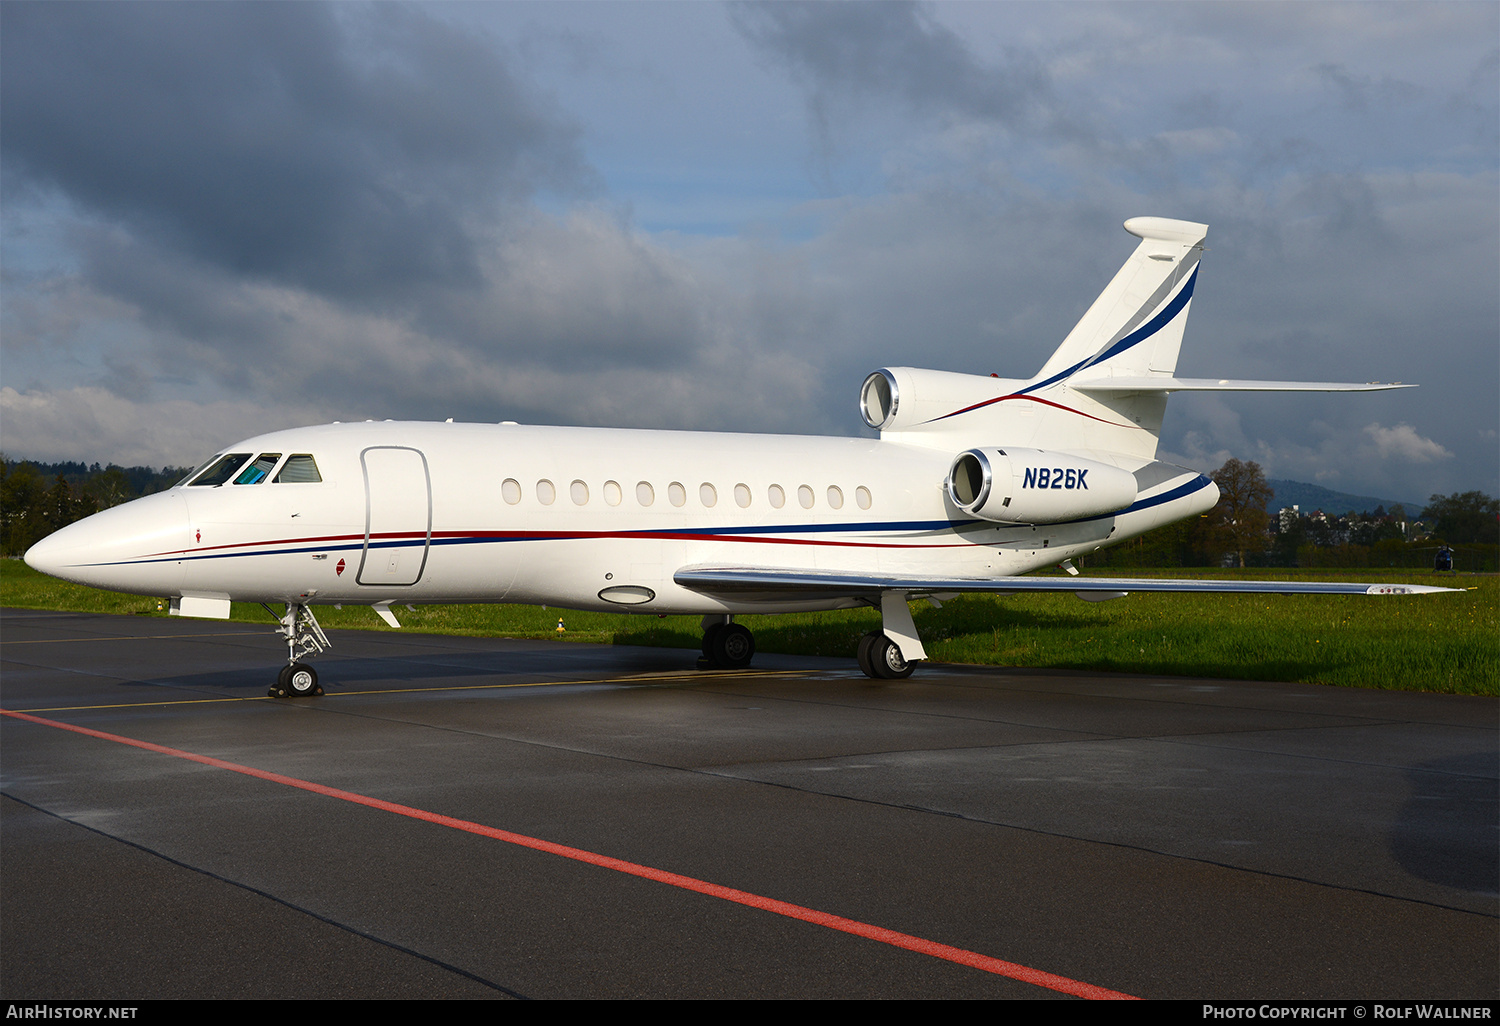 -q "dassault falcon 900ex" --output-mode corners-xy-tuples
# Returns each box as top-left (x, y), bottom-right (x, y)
(25, 217), (1455, 697)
